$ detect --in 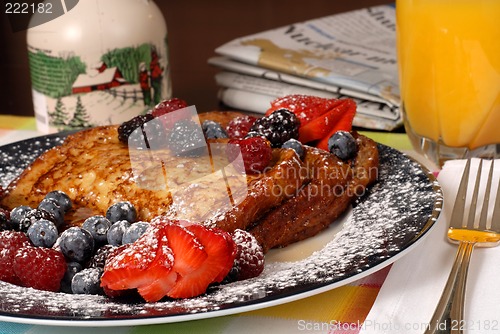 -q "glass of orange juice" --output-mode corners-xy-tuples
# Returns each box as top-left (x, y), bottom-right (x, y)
(396, 0), (500, 167)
